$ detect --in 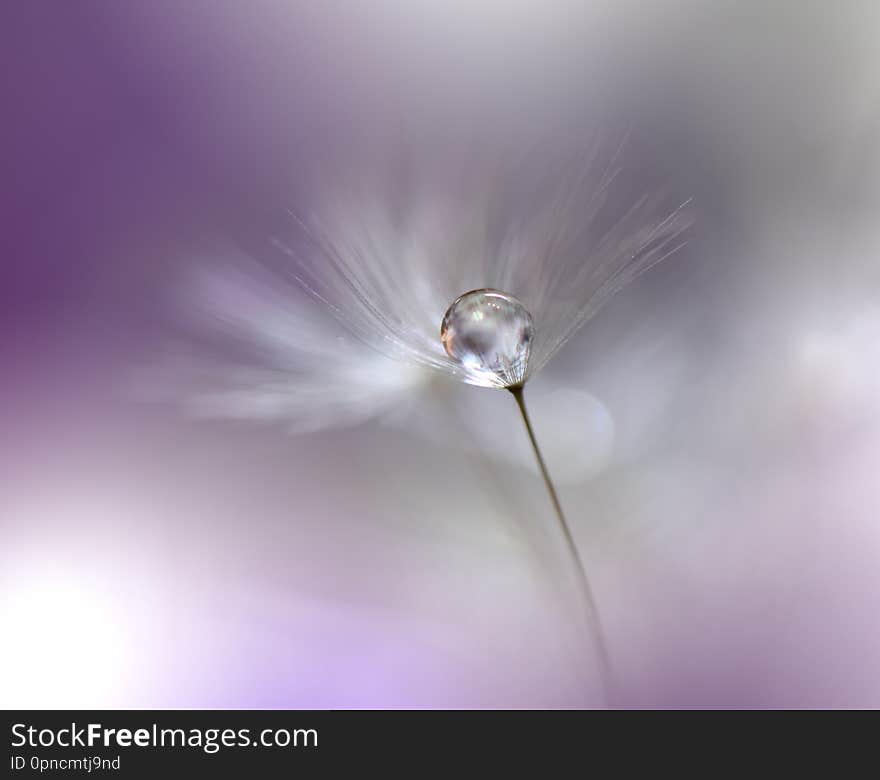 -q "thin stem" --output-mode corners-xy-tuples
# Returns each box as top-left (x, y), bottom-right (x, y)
(509, 384), (613, 704)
